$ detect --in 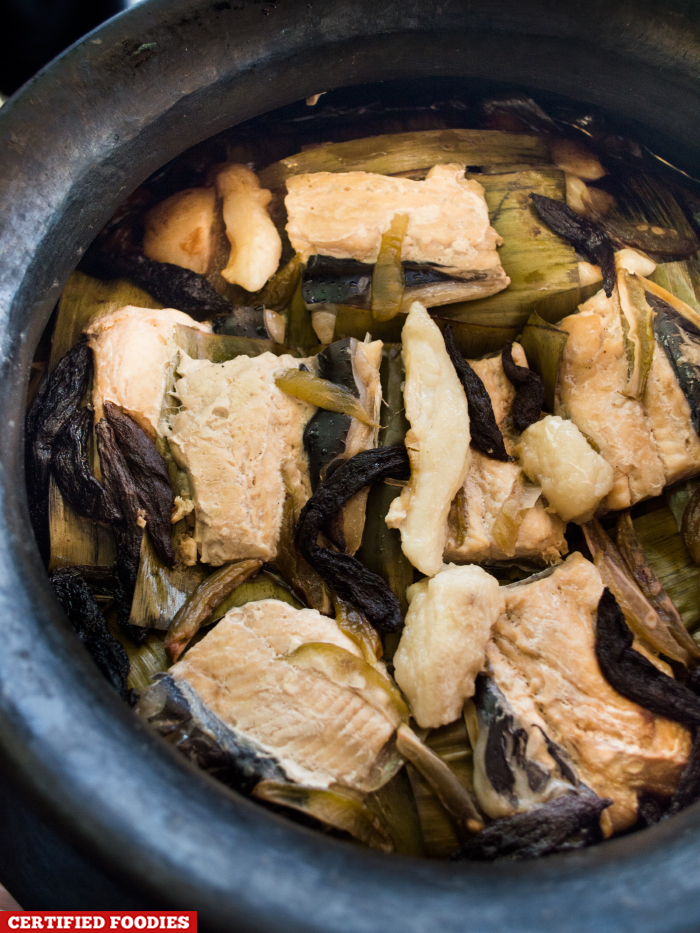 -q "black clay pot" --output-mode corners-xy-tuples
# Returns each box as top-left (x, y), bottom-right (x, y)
(3, 1), (700, 928)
